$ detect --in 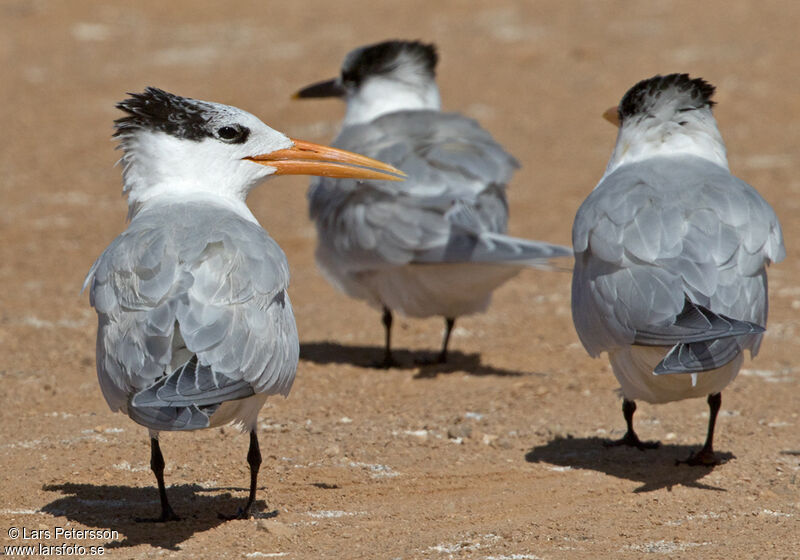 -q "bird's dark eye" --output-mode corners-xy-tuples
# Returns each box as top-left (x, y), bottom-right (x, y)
(340, 71), (358, 88)
(216, 124), (249, 144)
